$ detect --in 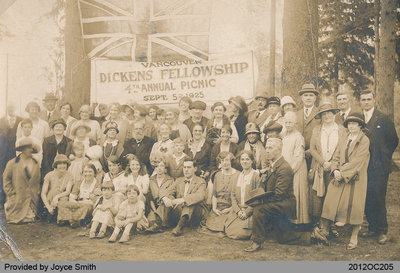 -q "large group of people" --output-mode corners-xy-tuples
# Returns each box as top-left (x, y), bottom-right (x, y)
(0, 84), (398, 252)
